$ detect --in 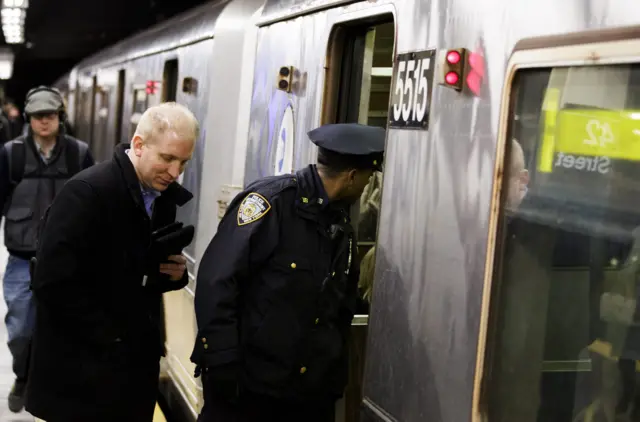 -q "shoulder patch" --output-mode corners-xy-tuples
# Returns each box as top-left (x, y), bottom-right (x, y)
(237, 193), (271, 226)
